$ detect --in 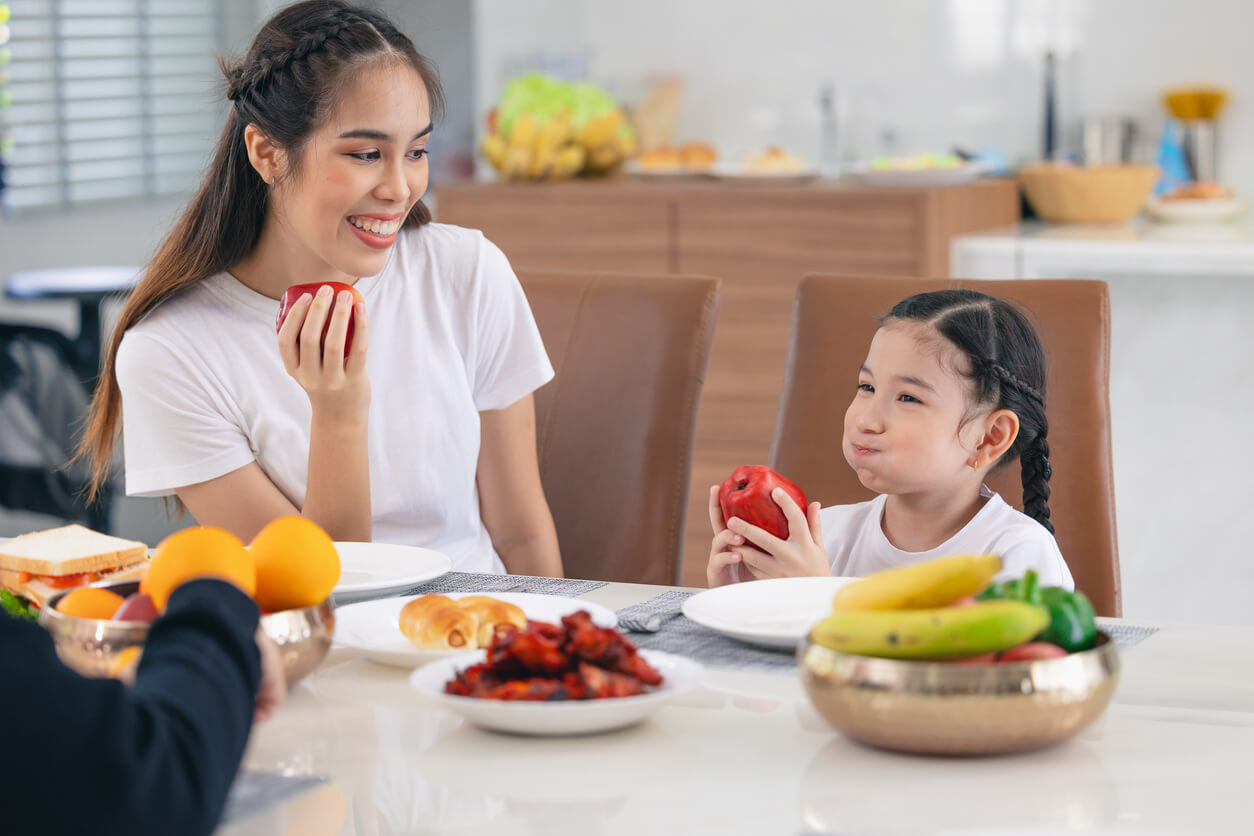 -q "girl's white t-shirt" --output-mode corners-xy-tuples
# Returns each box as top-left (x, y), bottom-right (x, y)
(819, 485), (1075, 589)
(116, 223), (554, 574)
